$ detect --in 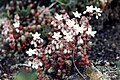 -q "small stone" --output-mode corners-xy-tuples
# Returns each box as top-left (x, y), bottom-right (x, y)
(105, 61), (110, 66)
(111, 43), (116, 48)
